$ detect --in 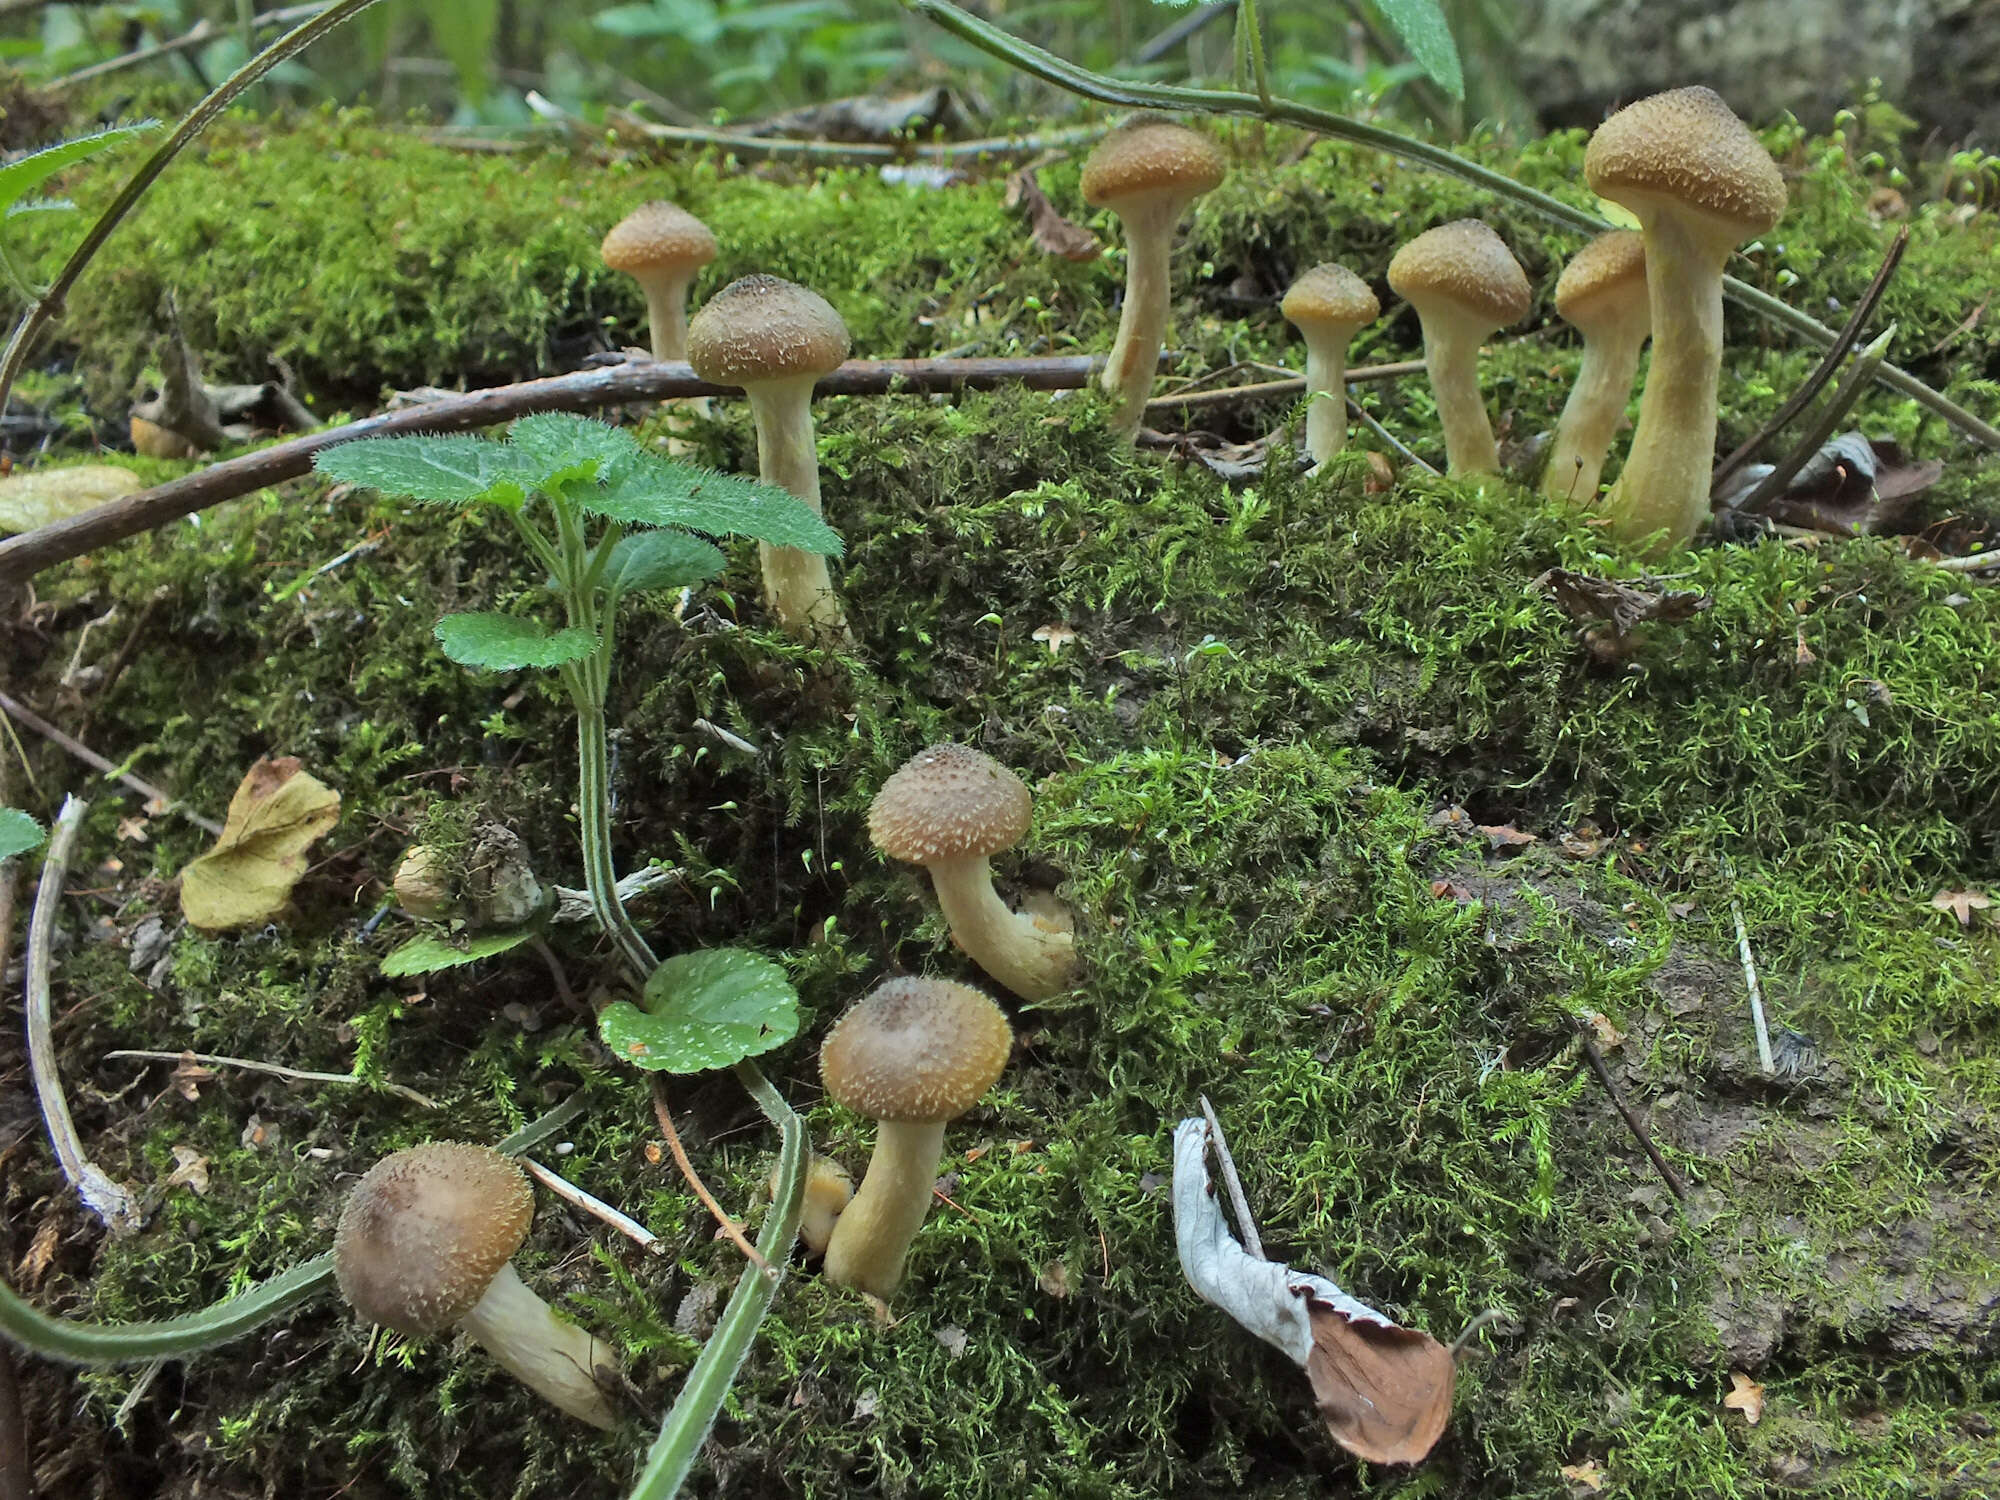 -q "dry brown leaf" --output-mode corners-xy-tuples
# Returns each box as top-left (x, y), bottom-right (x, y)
(1560, 823), (1612, 859)
(1032, 622), (1076, 657)
(1582, 1011), (1627, 1050)
(1536, 567), (1711, 638)
(179, 757), (340, 931)
(1477, 823), (1539, 851)
(1006, 168), (1101, 261)
(1723, 1370), (1766, 1425)
(1304, 1299), (1455, 1465)
(1560, 1458), (1607, 1492)
(16, 1217), (60, 1290)
(1930, 889), (1993, 928)
(166, 1145), (211, 1196)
